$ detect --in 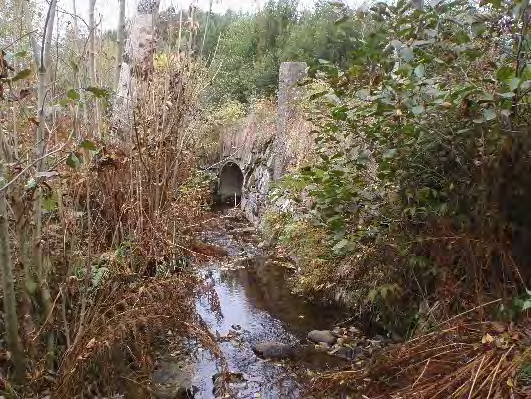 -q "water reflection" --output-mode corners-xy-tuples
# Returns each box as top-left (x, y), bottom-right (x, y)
(221, 257), (344, 336)
(193, 256), (347, 398)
